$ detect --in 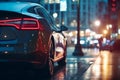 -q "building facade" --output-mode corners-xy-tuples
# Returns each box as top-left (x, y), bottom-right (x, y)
(44, 0), (108, 32)
(6, 0), (108, 33)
